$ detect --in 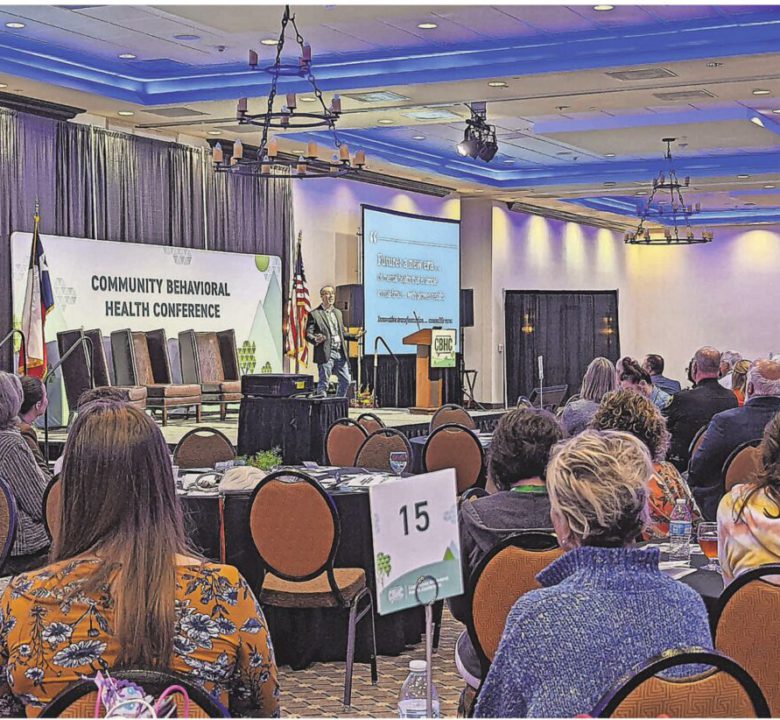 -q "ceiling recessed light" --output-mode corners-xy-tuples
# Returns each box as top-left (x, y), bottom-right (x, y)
(260, 38), (278, 46)
(4, 22), (25, 29)
(503, 160), (514, 164)
(117, 110), (135, 117)
(207, 130), (221, 136)
(377, 119), (393, 125)
(604, 153), (616, 158)
(737, 174), (750, 179)
(764, 184), (776, 189)
(603, 181), (616, 186)
(635, 191), (647, 196)
(0, 83), (6, 89)
(592, 5), (614, 11)
(118, 53), (137, 60)
(300, 96), (316, 103)
(752, 89), (771, 96)
(773, 109), (780, 115)
(412, 135), (425, 140)
(417, 22), (438, 29)
(751, 116), (766, 127)
(487, 81), (508, 88)
(706, 61), (723, 68)
(174, 34), (201, 41)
